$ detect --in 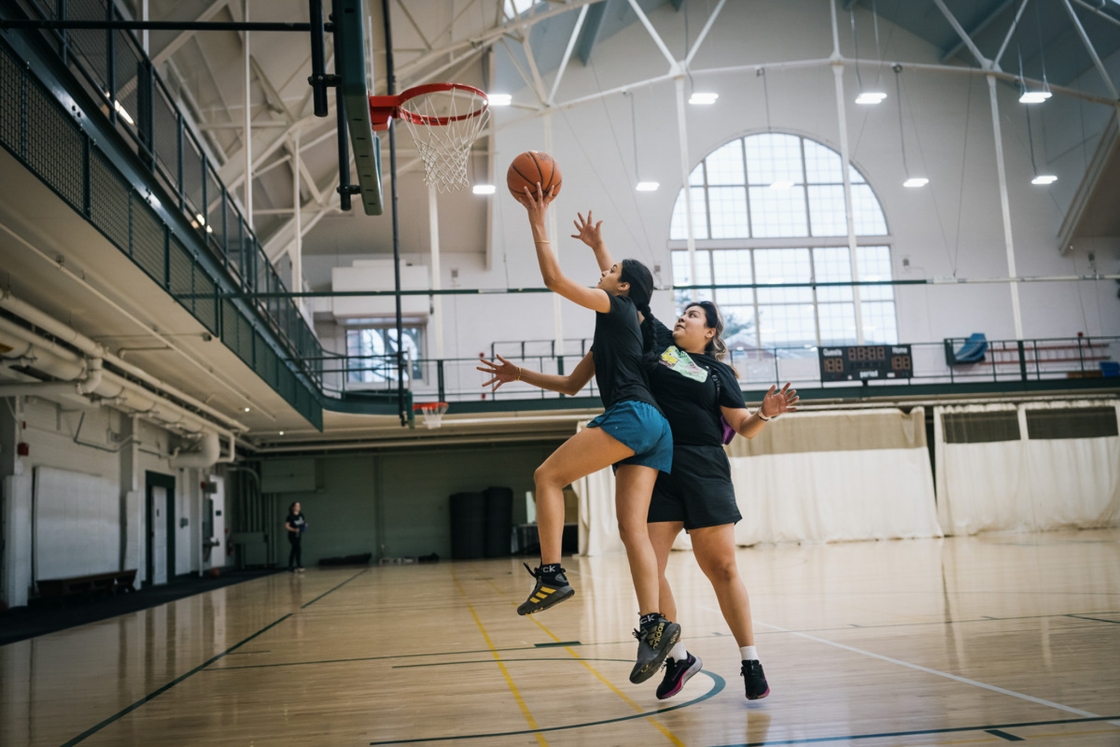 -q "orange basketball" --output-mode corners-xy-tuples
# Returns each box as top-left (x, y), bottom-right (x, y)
(507, 150), (562, 200)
